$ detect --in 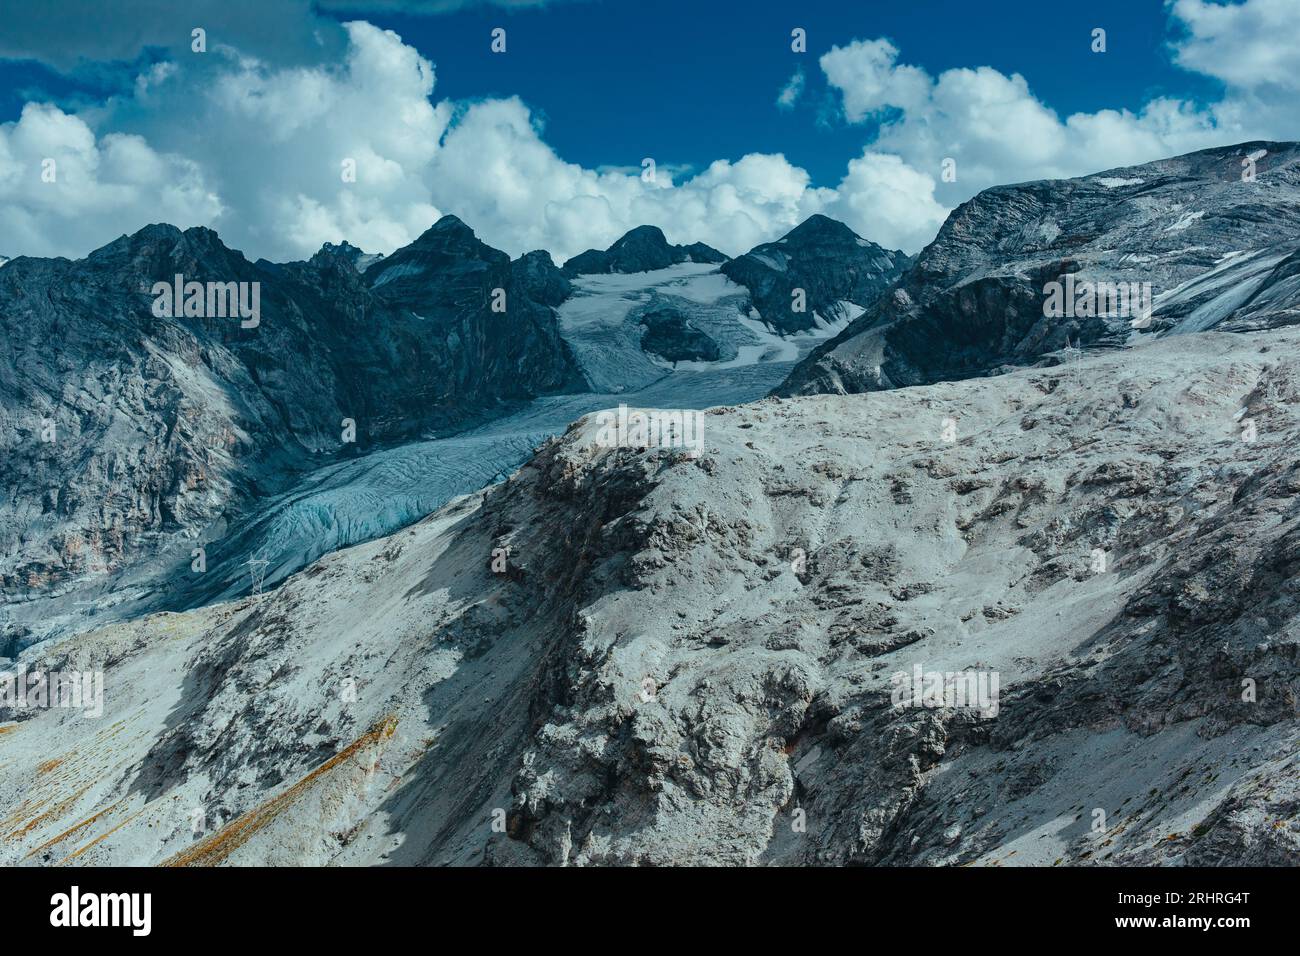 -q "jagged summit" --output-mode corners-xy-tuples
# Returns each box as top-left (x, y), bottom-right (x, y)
(0, 211), (583, 645)
(414, 213), (477, 243)
(719, 214), (910, 335)
(562, 224), (727, 276)
(781, 213), (861, 243)
(309, 239), (384, 274)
